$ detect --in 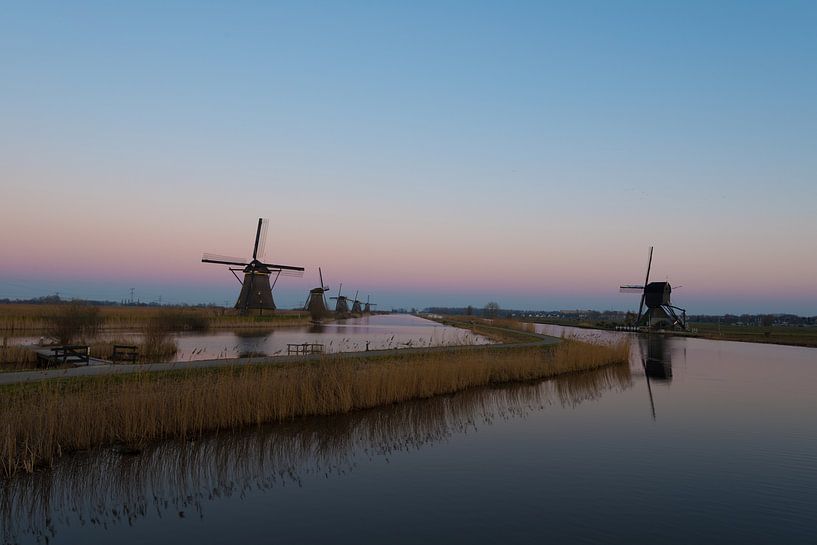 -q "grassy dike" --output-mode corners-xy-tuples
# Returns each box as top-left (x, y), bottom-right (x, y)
(0, 322), (629, 477)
